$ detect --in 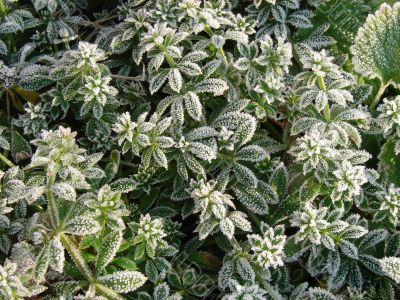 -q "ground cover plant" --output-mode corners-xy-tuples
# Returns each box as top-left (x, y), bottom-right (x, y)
(0, 0), (400, 299)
